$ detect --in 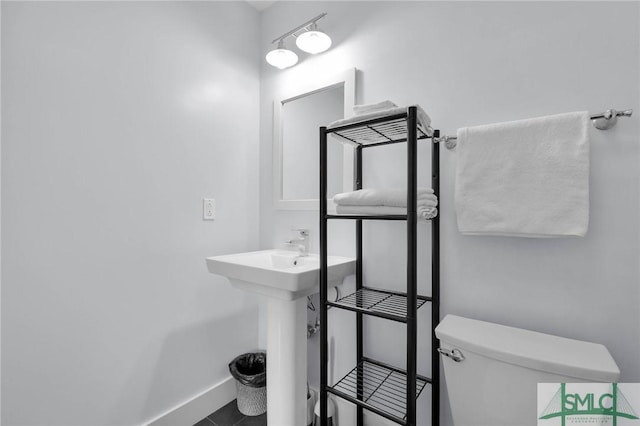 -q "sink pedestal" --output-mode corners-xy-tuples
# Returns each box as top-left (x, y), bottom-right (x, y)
(266, 297), (307, 426)
(205, 249), (355, 426)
